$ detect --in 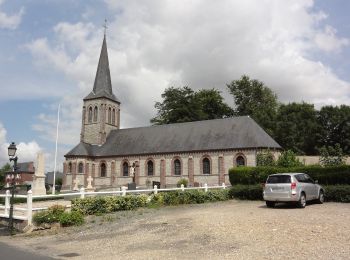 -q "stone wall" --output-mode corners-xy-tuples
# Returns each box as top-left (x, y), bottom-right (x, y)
(63, 149), (272, 189)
